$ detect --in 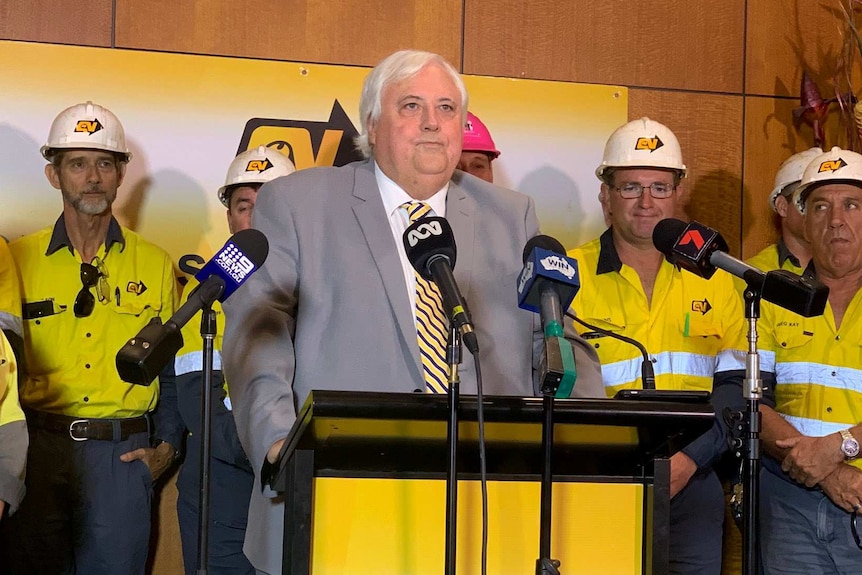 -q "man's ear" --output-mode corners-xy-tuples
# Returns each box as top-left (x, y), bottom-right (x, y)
(599, 184), (612, 226)
(44, 163), (61, 190)
(774, 194), (790, 218)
